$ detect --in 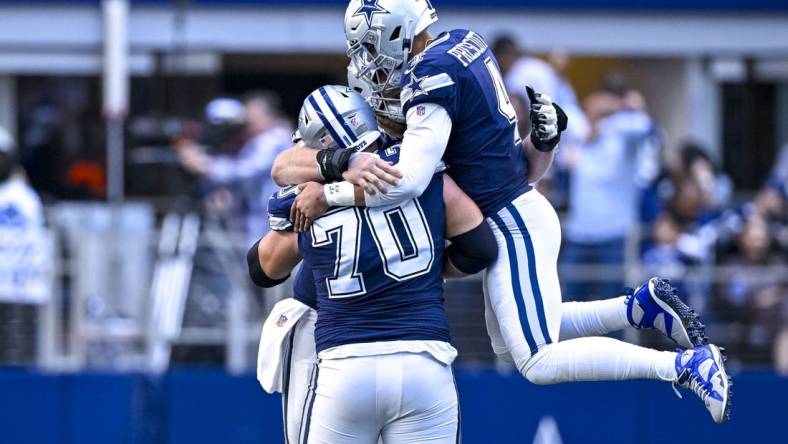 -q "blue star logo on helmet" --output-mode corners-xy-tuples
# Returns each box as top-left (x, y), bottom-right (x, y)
(353, 0), (389, 27)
